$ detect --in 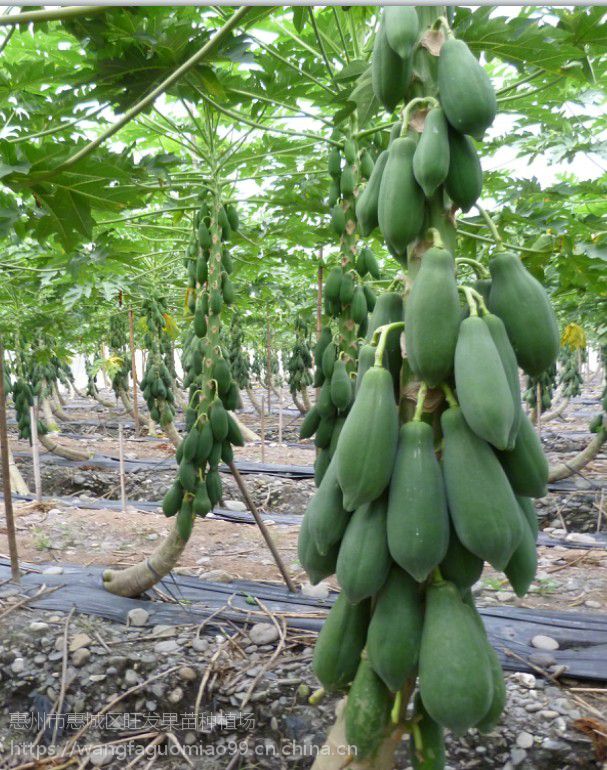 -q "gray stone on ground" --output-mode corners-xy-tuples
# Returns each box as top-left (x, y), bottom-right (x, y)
(531, 634), (559, 651)
(249, 623), (280, 645)
(127, 608), (149, 627)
